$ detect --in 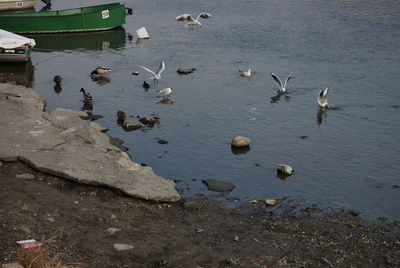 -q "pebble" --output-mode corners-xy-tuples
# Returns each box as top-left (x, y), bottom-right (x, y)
(231, 136), (251, 148)
(16, 173), (35, 179)
(113, 243), (134, 251)
(106, 227), (121, 234)
(265, 199), (277, 206)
